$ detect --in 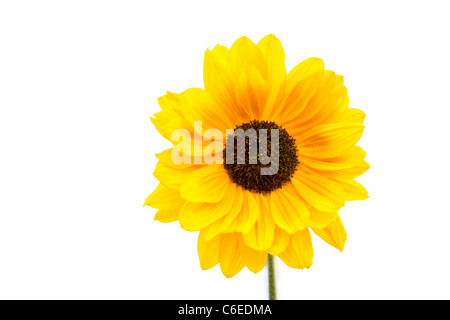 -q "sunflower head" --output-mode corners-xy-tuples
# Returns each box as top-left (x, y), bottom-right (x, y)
(144, 35), (369, 278)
